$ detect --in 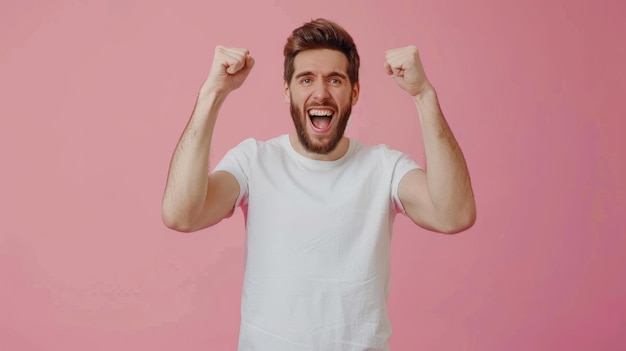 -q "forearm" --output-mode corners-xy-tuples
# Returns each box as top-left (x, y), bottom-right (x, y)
(161, 91), (227, 227)
(414, 85), (476, 230)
